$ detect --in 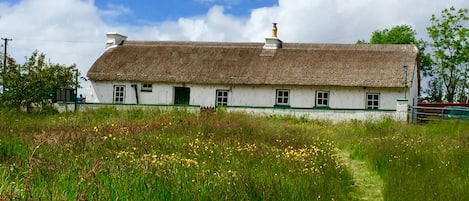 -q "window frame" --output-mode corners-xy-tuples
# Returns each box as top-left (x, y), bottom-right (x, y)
(316, 91), (330, 107)
(215, 90), (229, 106)
(113, 85), (126, 104)
(366, 92), (380, 110)
(275, 89), (290, 106)
(141, 83), (153, 92)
